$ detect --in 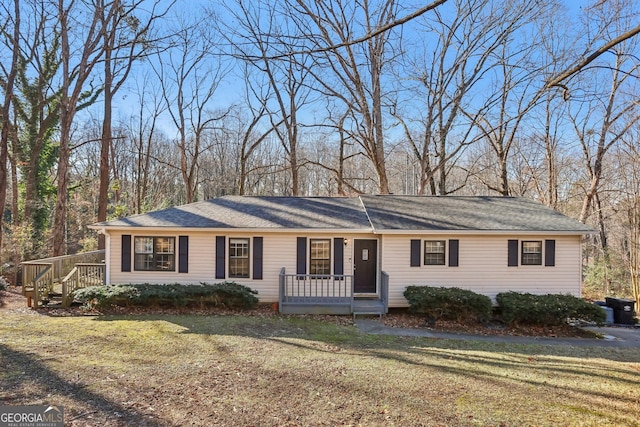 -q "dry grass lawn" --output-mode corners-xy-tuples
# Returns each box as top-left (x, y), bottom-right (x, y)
(1, 289), (639, 426)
